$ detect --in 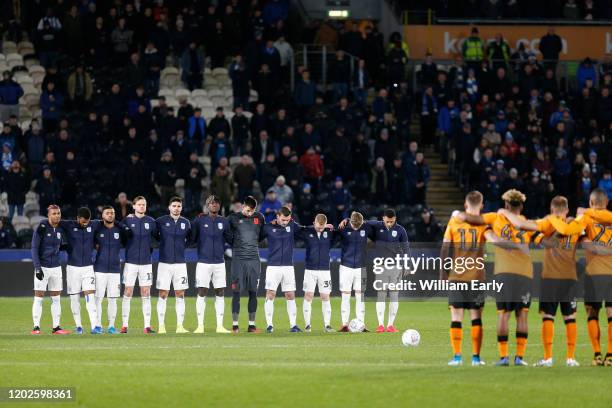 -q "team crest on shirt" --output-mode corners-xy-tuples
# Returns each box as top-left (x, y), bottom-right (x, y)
(309, 234), (314, 238)
(218, 222), (223, 230)
(347, 231), (351, 235)
(323, 231), (328, 238)
(144, 223), (149, 229)
(73, 228), (78, 231)
(100, 233), (104, 237)
(253, 218), (259, 225)
(204, 223), (208, 227)
(114, 233), (120, 239)
(181, 223), (185, 230)
(239, 220), (243, 224)
(165, 223), (170, 227)
(286, 226), (291, 232)
(380, 229), (384, 233)
(392, 230), (397, 237)
(87, 227), (91, 232)
(272, 228), (276, 232)
(360, 230), (365, 237)
(131, 224), (135, 227)
(56, 232), (61, 239)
